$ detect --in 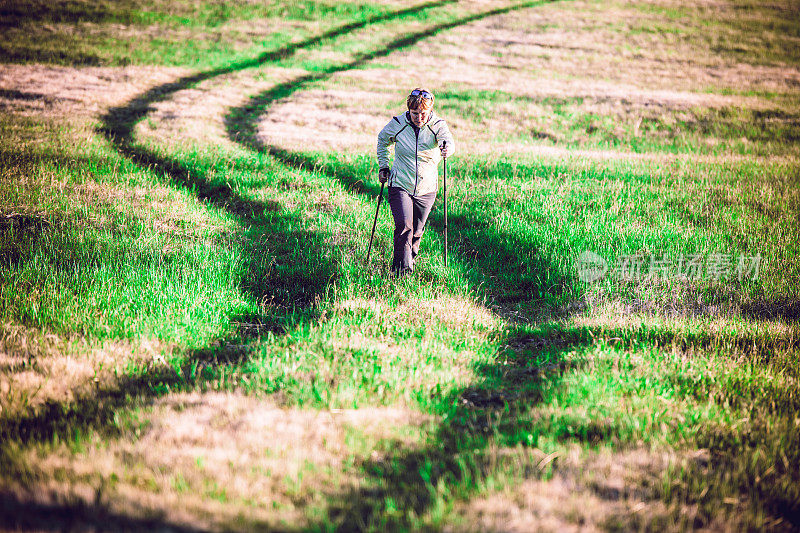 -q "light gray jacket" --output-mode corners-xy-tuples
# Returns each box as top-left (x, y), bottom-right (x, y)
(376, 111), (455, 196)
